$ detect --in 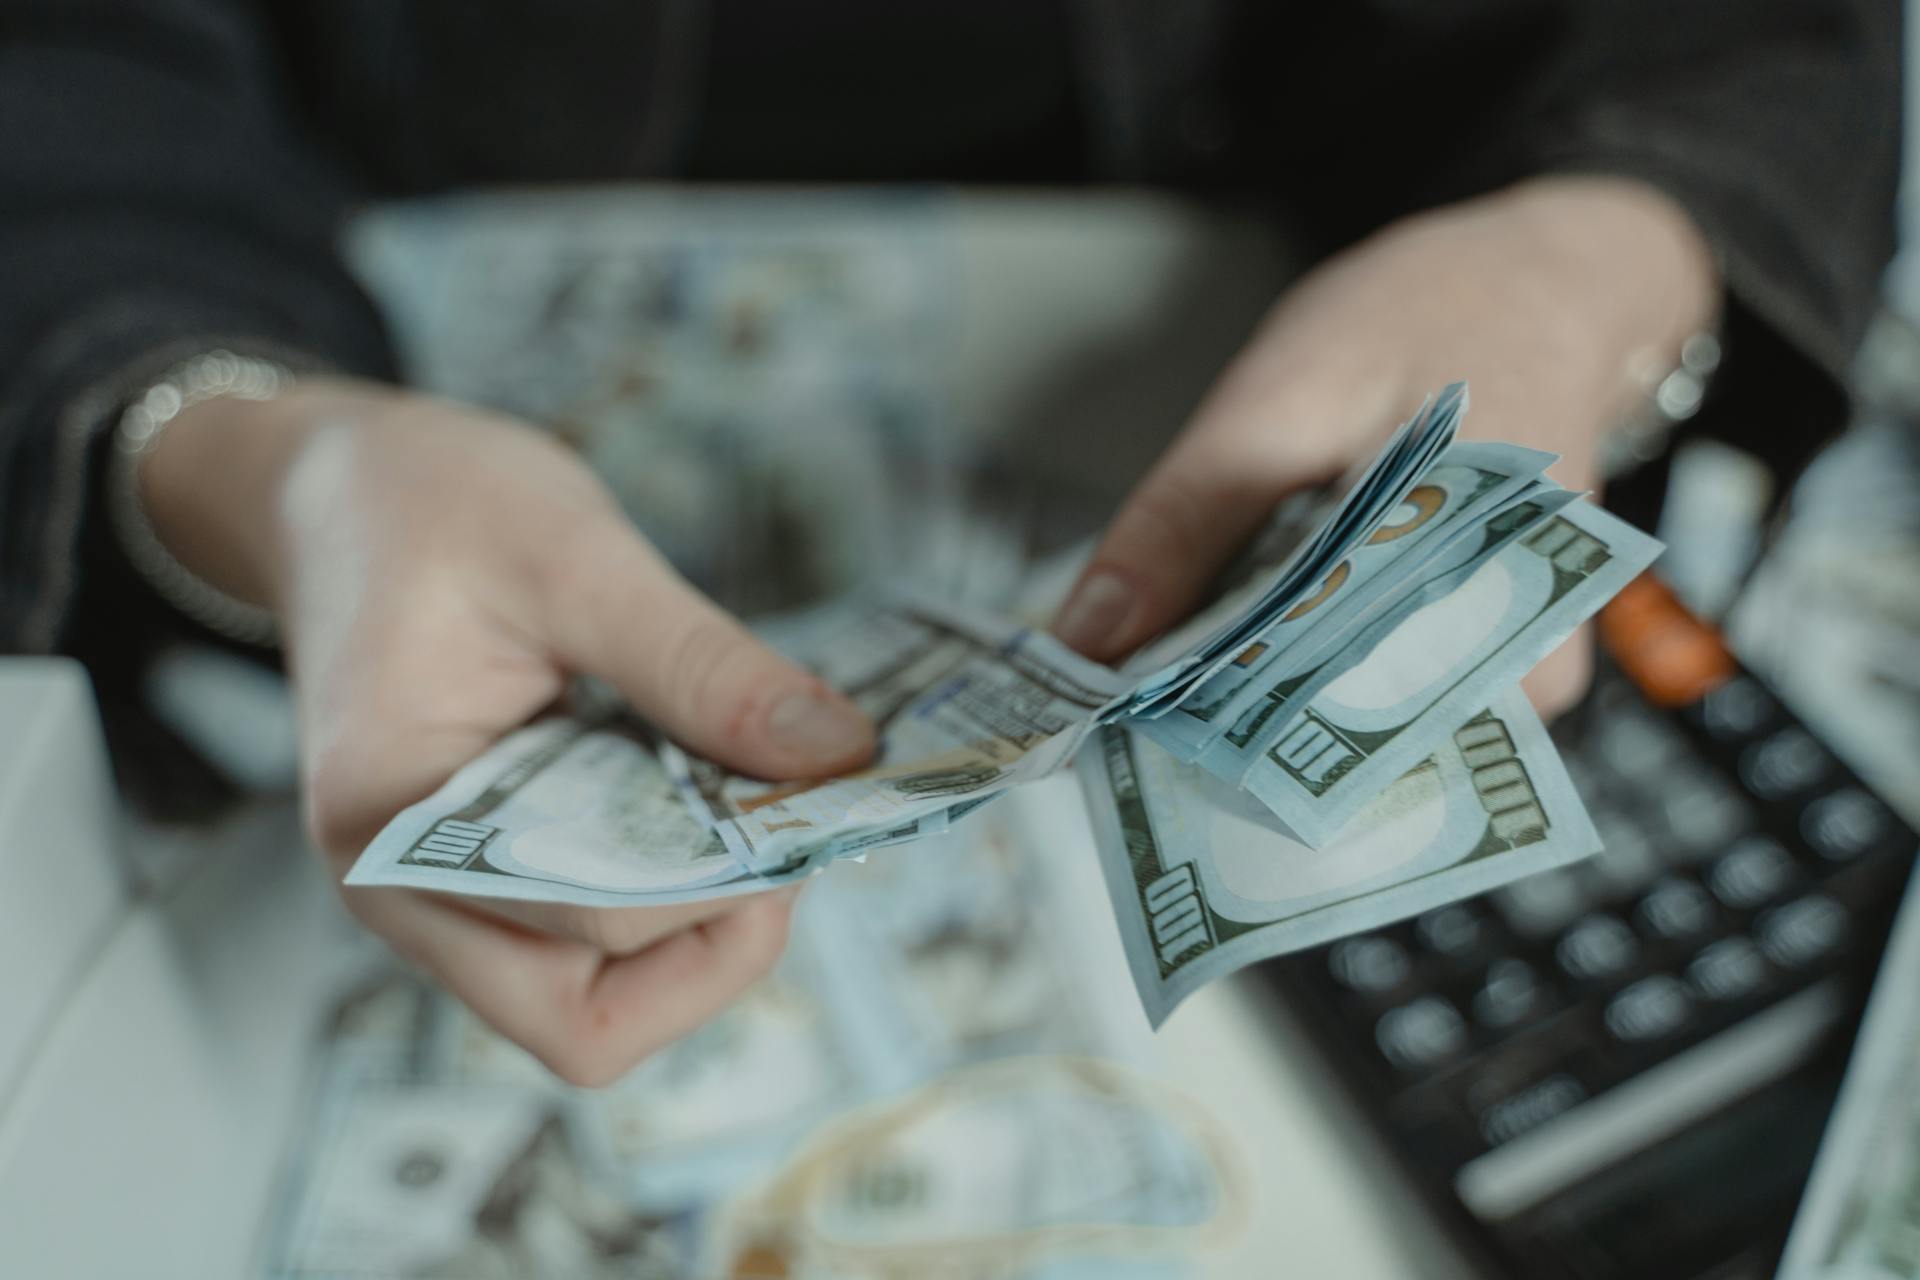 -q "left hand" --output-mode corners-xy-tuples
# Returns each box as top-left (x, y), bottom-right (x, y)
(1052, 175), (1719, 718)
